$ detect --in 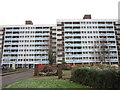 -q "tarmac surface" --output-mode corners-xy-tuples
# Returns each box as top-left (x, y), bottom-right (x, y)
(1, 69), (33, 88)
